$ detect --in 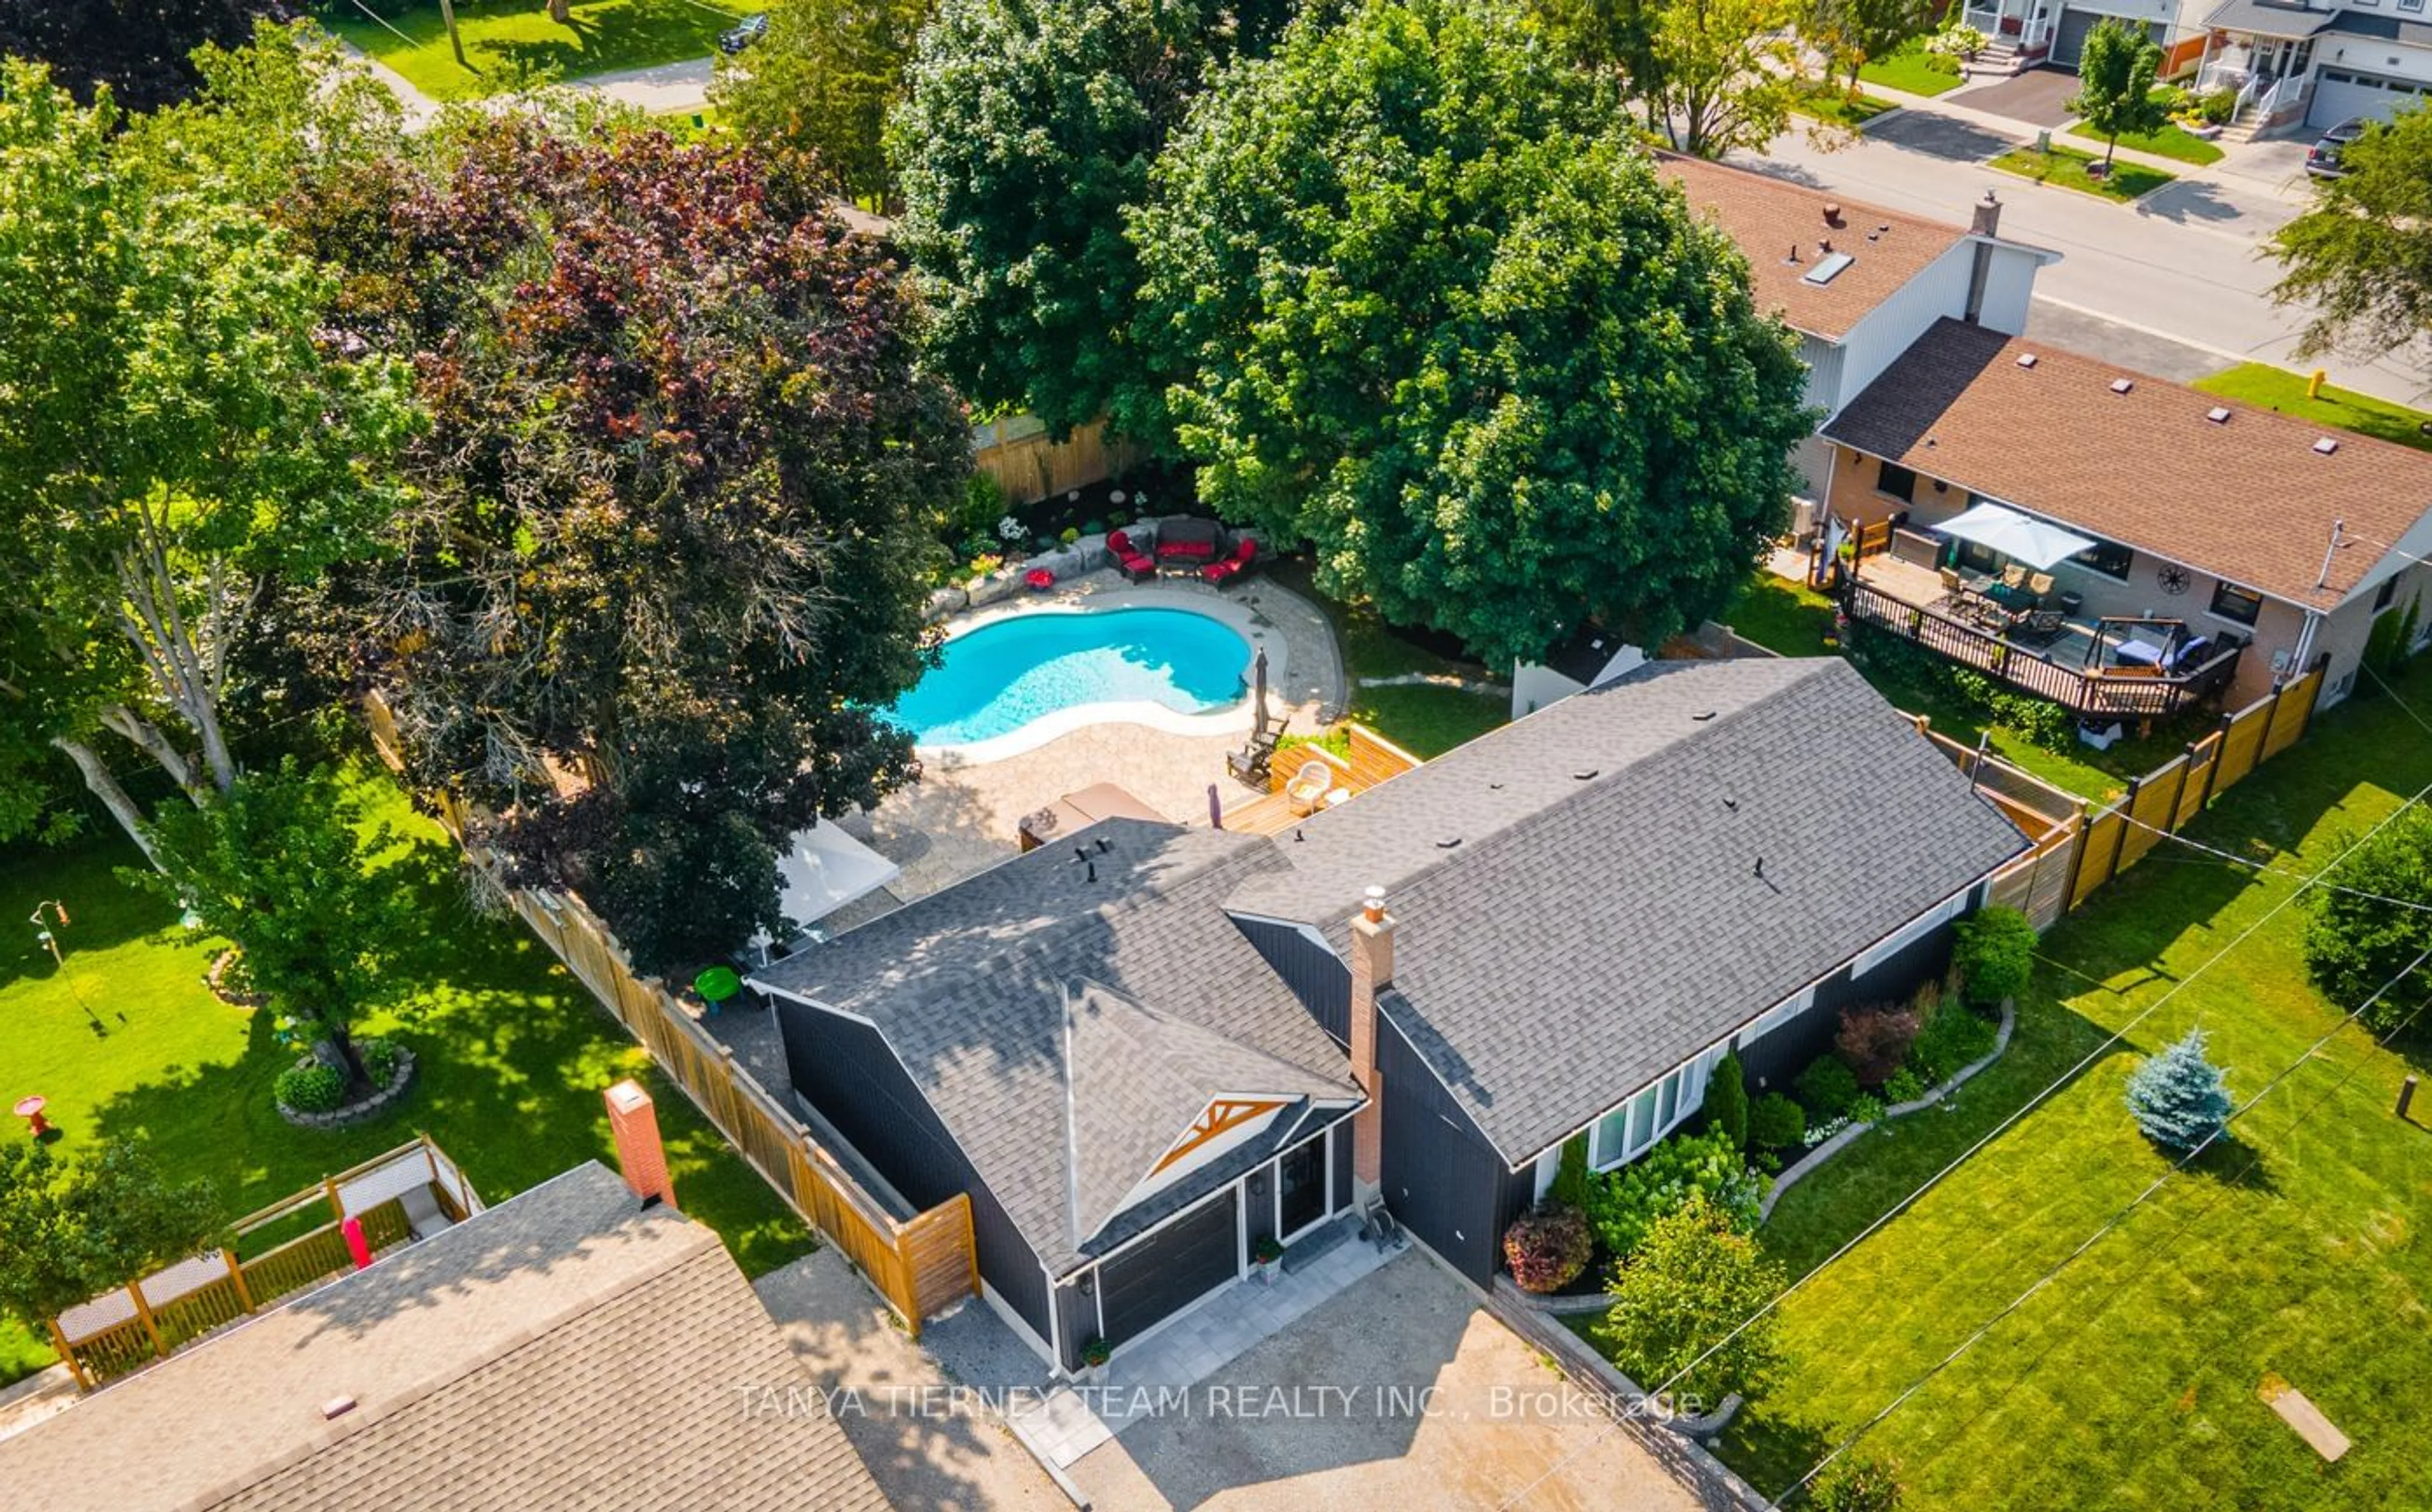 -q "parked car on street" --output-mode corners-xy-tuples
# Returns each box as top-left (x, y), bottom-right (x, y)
(2306, 117), (2369, 178)
(718, 13), (768, 53)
